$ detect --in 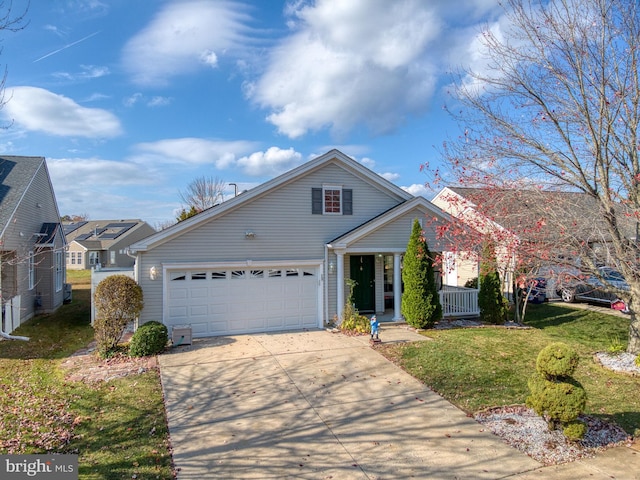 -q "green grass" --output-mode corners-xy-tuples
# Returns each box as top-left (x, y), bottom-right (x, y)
(0, 272), (174, 479)
(380, 303), (640, 437)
